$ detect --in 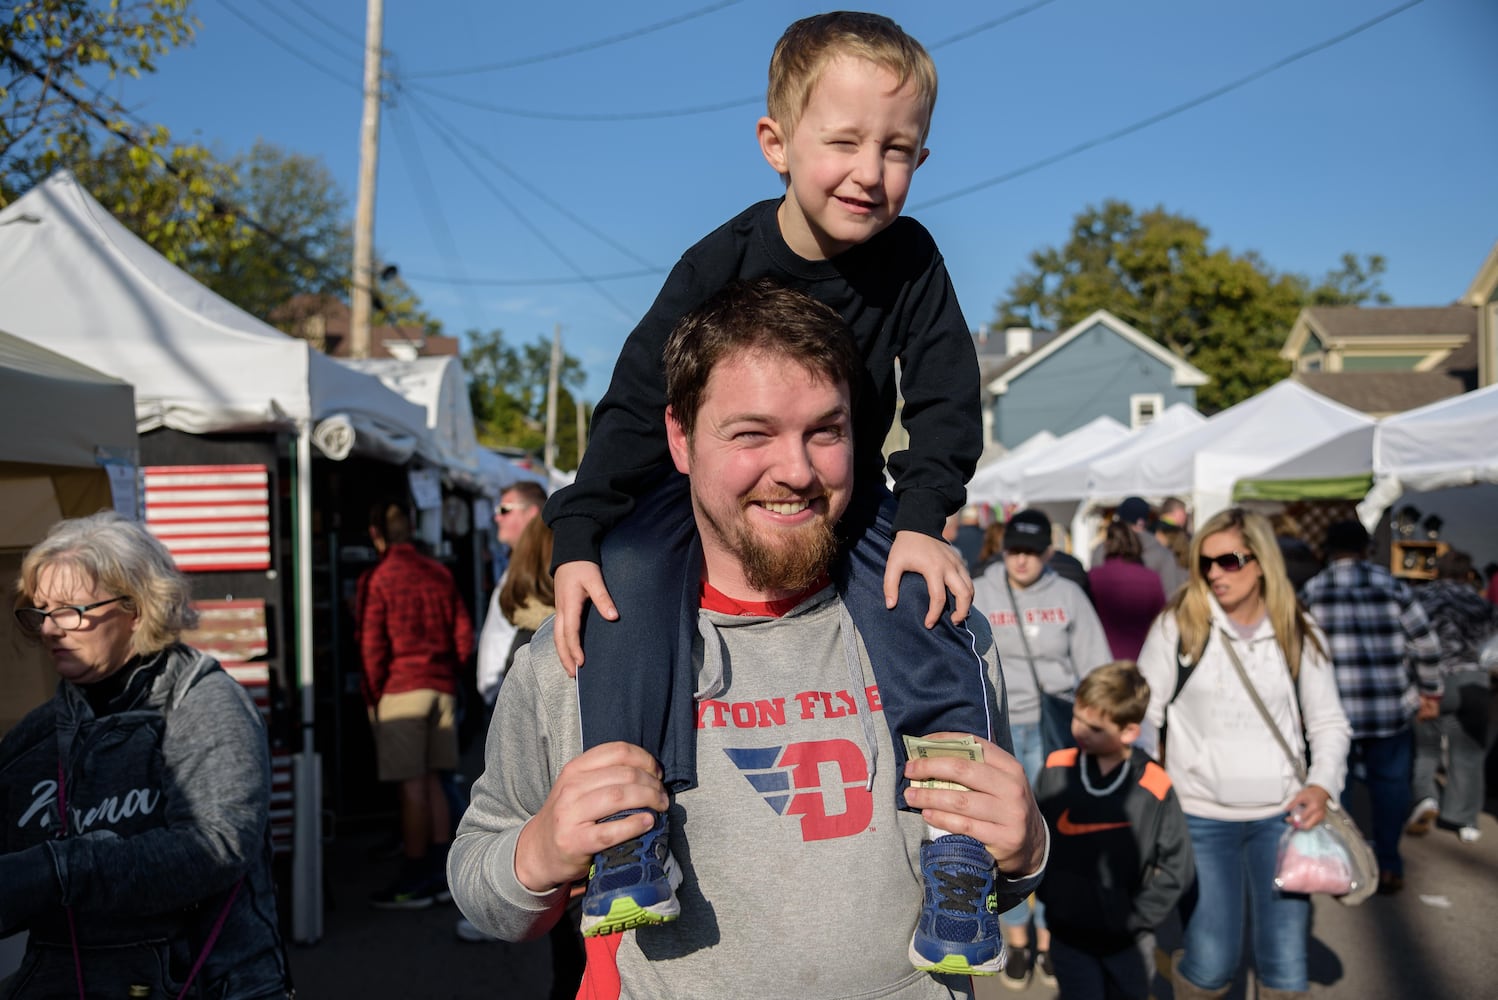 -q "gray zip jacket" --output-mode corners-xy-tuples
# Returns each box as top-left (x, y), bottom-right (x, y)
(451, 587), (1040, 999)
(0, 644), (290, 999)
